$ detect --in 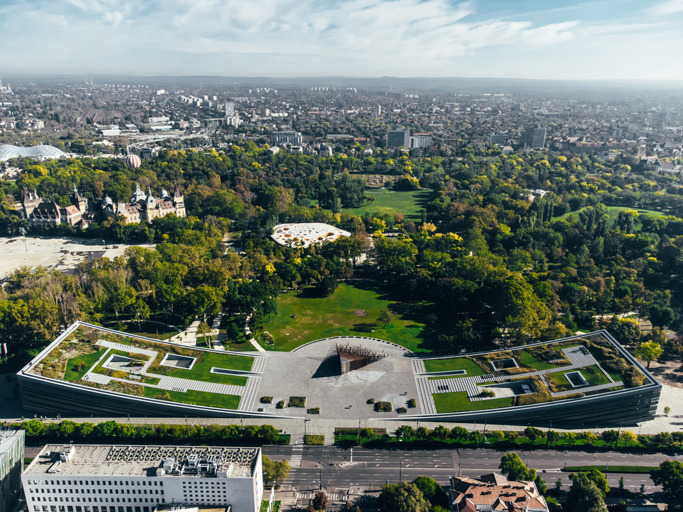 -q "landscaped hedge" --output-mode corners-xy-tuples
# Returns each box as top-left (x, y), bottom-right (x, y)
(304, 434), (325, 445)
(334, 425), (683, 454)
(11, 419), (289, 445)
